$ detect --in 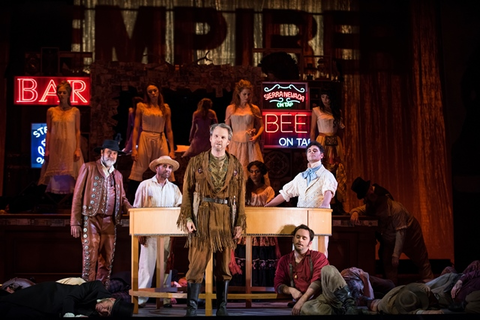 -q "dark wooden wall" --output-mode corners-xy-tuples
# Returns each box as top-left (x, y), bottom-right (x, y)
(0, 214), (378, 284)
